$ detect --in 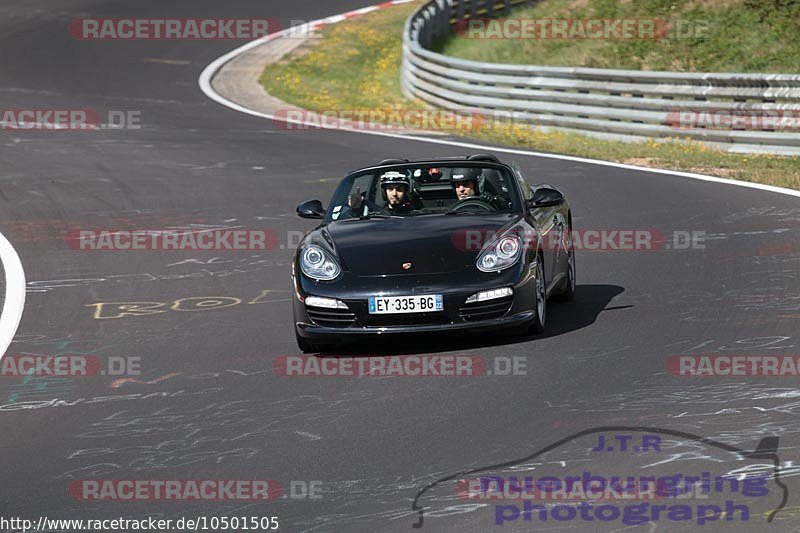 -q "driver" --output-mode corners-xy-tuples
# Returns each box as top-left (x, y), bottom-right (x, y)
(450, 167), (502, 208)
(378, 171), (416, 214)
(336, 170), (417, 219)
